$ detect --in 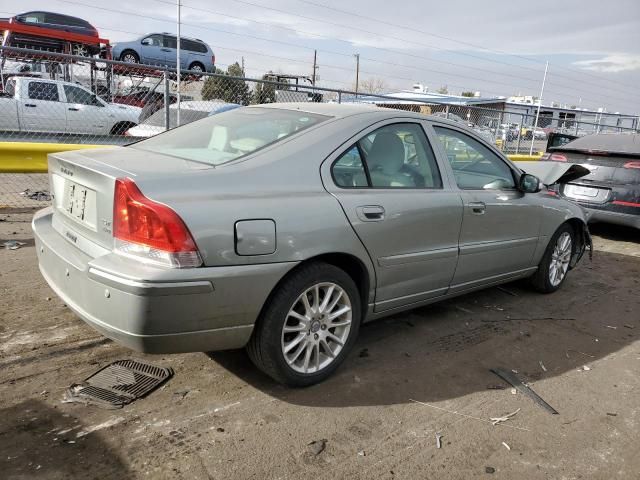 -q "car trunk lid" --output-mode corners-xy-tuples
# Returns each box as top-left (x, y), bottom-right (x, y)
(48, 146), (211, 255)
